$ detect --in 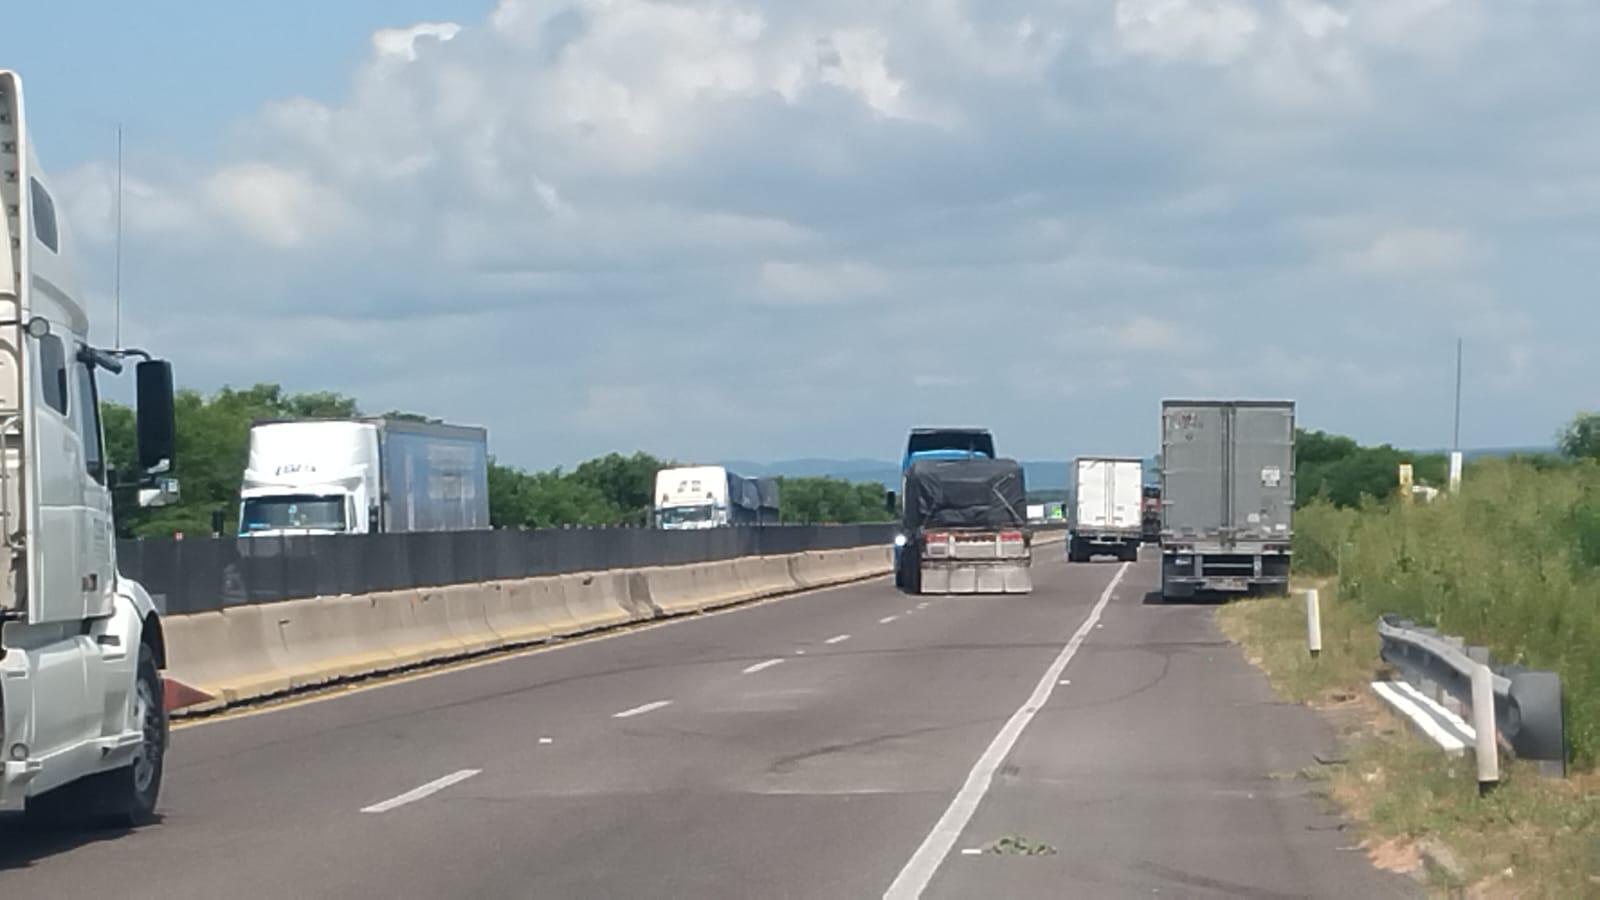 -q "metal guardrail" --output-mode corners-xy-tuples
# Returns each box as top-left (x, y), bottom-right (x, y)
(1377, 614), (1566, 777)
